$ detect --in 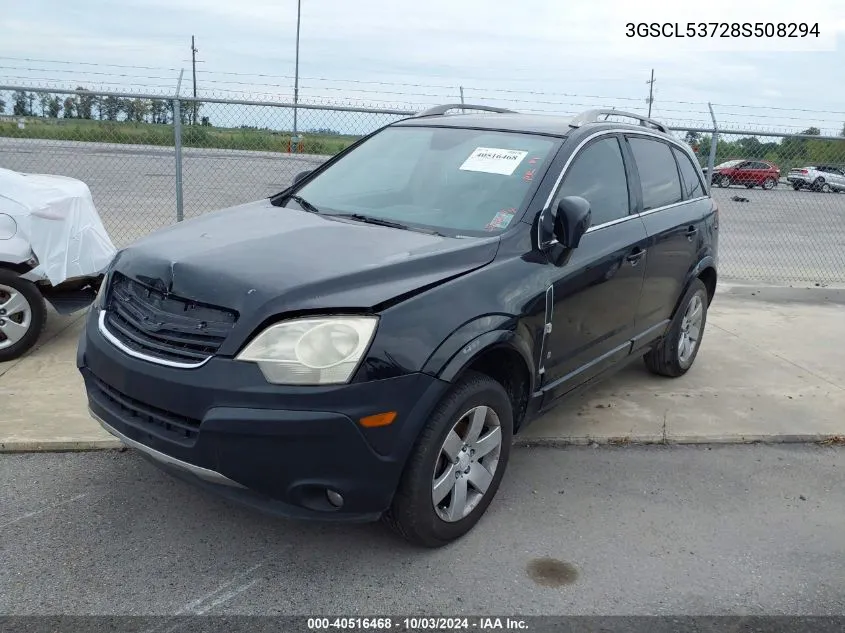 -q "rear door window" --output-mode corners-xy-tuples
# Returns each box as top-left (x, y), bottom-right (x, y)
(628, 137), (683, 211)
(672, 147), (705, 200)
